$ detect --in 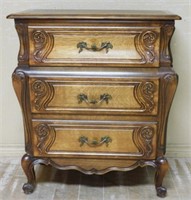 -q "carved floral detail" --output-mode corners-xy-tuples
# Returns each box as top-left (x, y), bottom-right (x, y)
(133, 126), (154, 158)
(142, 31), (158, 63)
(136, 81), (156, 113)
(35, 123), (56, 154)
(140, 126), (154, 157)
(32, 80), (54, 111)
(32, 30), (54, 62)
(135, 30), (158, 64)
